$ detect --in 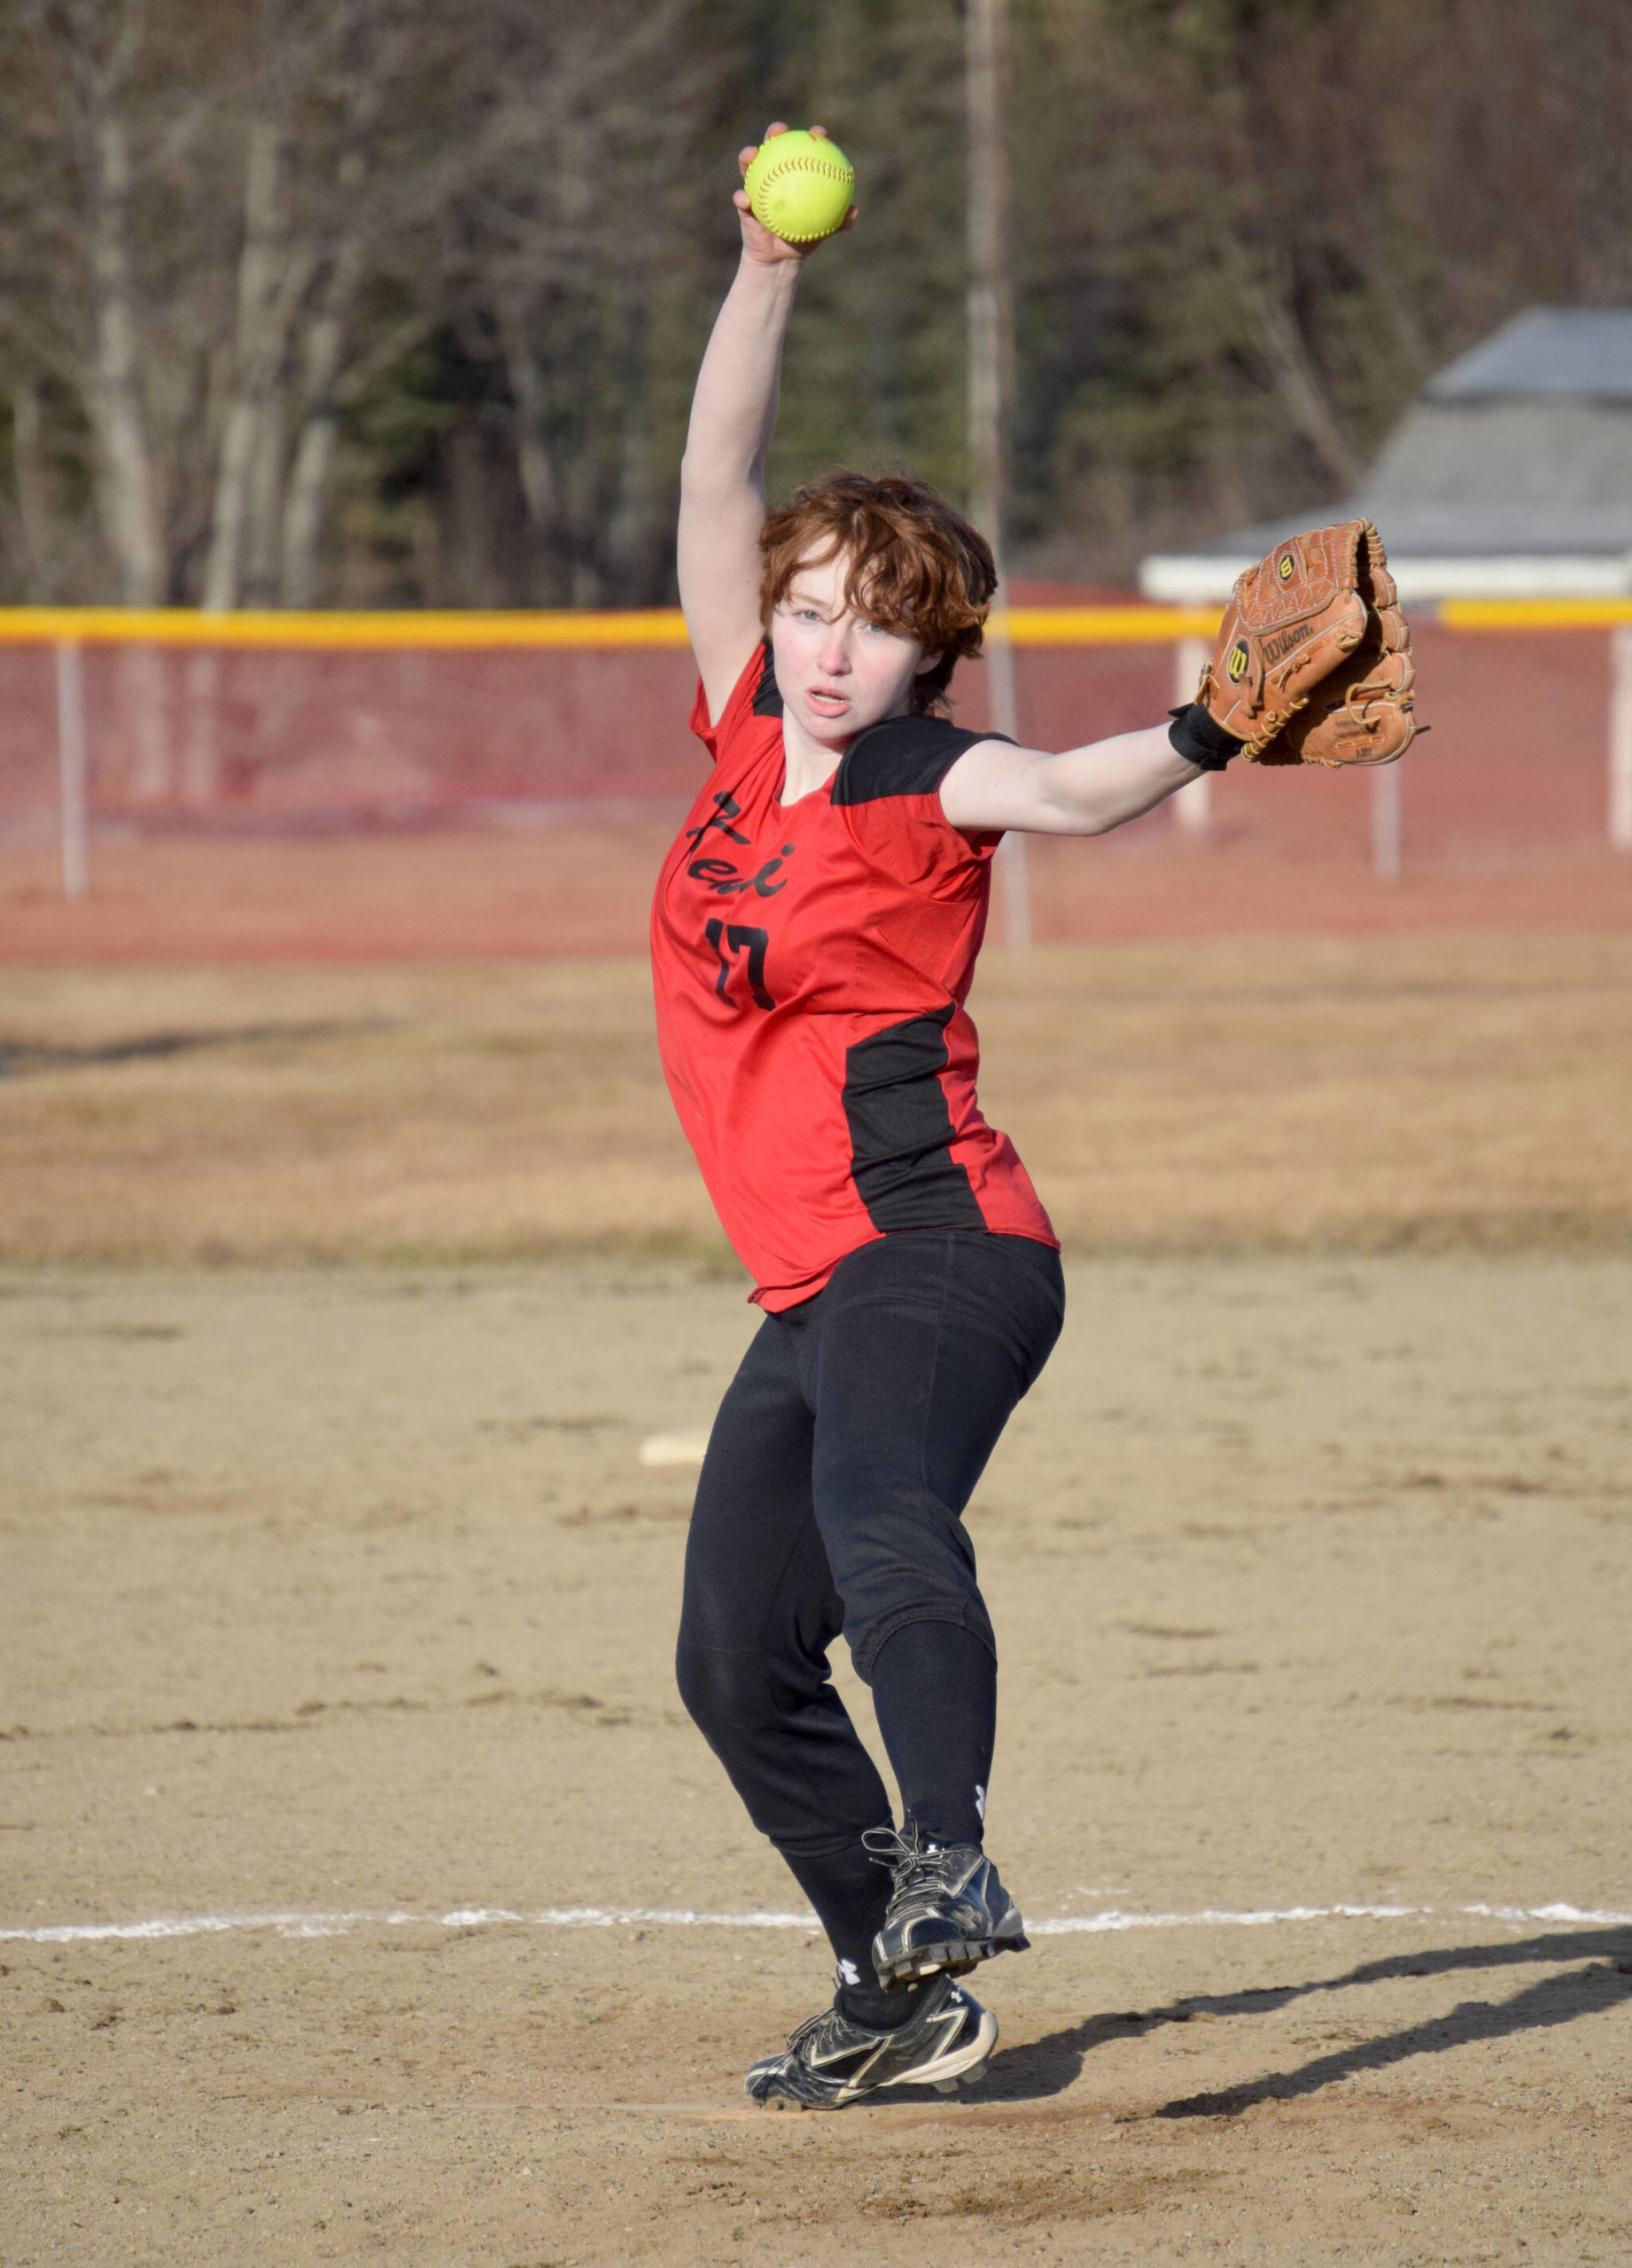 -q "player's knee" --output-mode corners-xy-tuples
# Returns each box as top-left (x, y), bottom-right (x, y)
(674, 1640), (773, 1744)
